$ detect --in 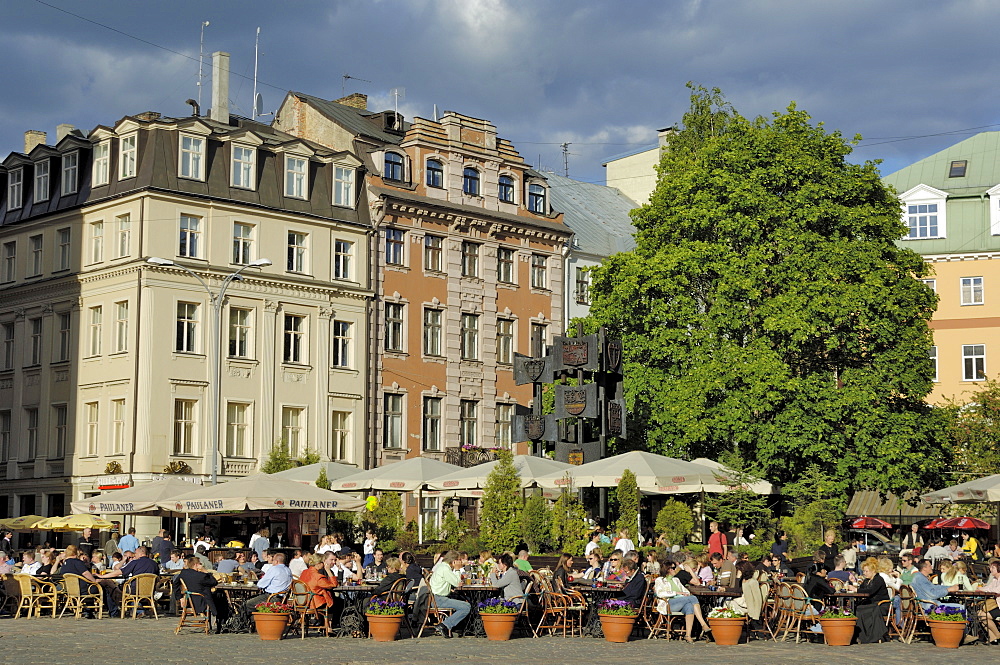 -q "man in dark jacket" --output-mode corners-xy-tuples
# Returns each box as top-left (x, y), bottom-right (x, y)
(620, 559), (647, 607)
(178, 556), (221, 629)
